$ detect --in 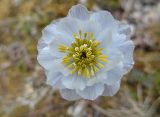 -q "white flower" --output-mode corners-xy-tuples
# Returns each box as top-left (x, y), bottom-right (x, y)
(37, 4), (134, 100)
